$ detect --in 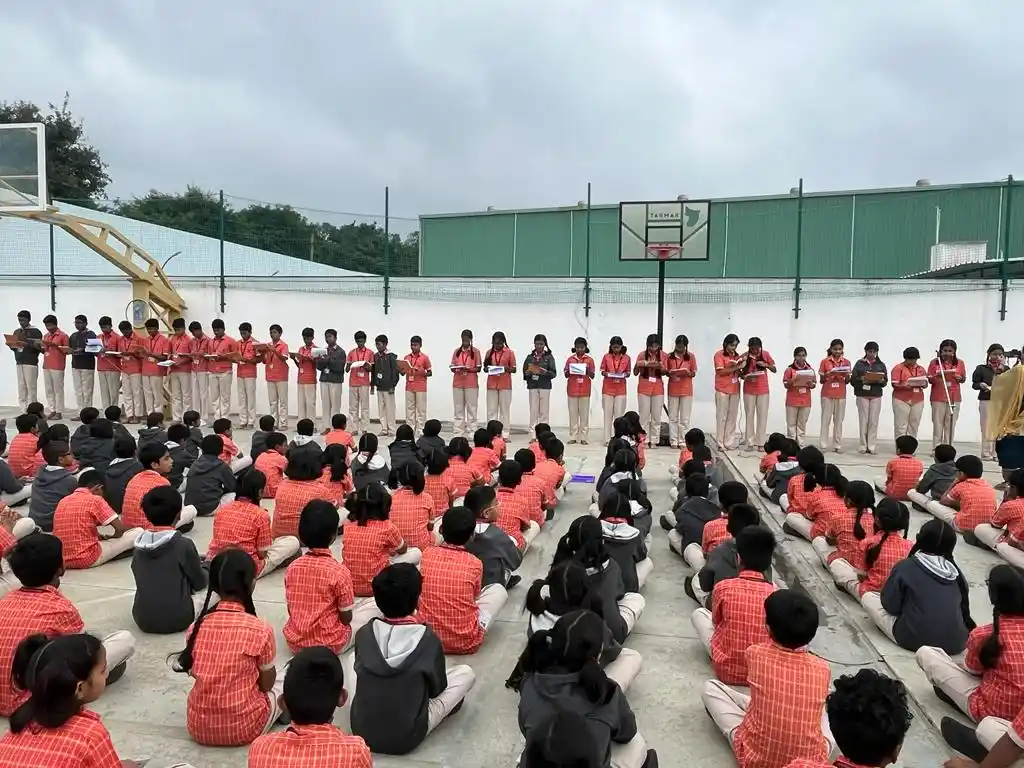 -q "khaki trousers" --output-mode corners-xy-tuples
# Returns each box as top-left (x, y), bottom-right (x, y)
(98, 370), (120, 410)
(486, 389), (512, 431)
(377, 390), (397, 434)
(981, 400), (994, 458)
(405, 391), (427, 435)
(257, 535), (301, 579)
(320, 381), (343, 431)
(637, 393), (663, 446)
(715, 392), (739, 448)
(192, 371), (210, 421)
(168, 371), (192, 421)
(916, 646), (981, 720)
(568, 395), (591, 442)
(142, 375), (164, 416)
(99, 630), (137, 674)
(349, 385), (370, 434)
(266, 380), (289, 429)
(605, 647), (643, 694)
(855, 396), (881, 452)
(90, 528), (145, 567)
(892, 398), (923, 441)
(932, 401), (959, 446)
(976, 716), (1024, 751)
(786, 405), (810, 441)
(602, 394), (627, 442)
(72, 369), (94, 410)
(208, 371), (232, 420)
(453, 387), (479, 437)
(529, 389), (551, 429)
(121, 373), (144, 420)
(743, 392), (769, 447)
(43, 369), (66, 414)
(861, 591), (897, 641)
(819, 397), (846, 450)
(666, 395), (693, 446)
(298, 383), (317, 422)
(618, 593), (646, 637)
(427, 664), (478, 732)
(237, 377), (257, 427)
(15, 364), (39, 411)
